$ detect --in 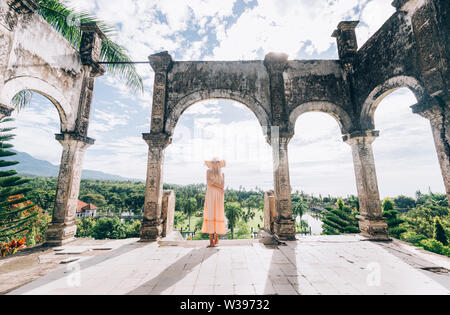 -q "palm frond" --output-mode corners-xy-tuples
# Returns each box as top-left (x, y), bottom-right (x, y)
(11, 0), (144, 109)
(11, 90), (33, 112)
